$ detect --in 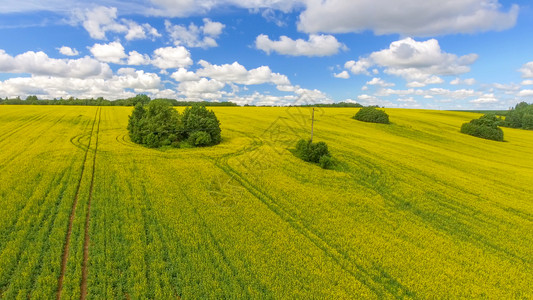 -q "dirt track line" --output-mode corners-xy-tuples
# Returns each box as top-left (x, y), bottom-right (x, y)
(56, 108), (99, 300)
(81, 107), (101, 300)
